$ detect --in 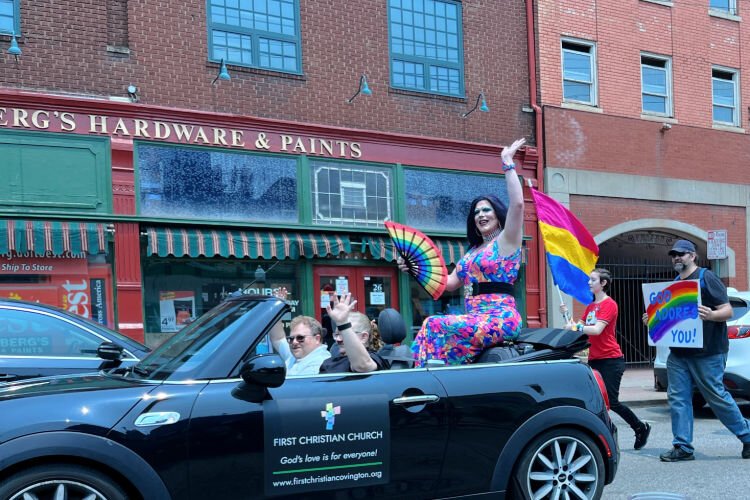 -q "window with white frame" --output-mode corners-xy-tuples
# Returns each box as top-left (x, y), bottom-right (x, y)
(709, 0), (736, 15)
(641, 54), (672, 116)
(311, 162), (392, 228)
(0, 0), (19, 35)
(712, 67), (740, 126)
(207, 0), (301, 74)
(561, 39), (597, 105)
